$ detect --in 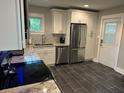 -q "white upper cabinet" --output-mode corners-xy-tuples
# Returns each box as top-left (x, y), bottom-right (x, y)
(0, 0), (25, 51)
(52, 9), (67, 34)
(71, 11), (88, 23)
